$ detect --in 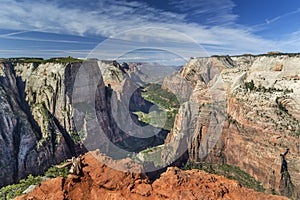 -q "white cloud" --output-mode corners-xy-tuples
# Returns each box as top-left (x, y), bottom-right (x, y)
(266, 8), (300, 24)
(0, 0), (297, 58)
(0, 34), (95, 44)
(169, 0), (238, 25)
